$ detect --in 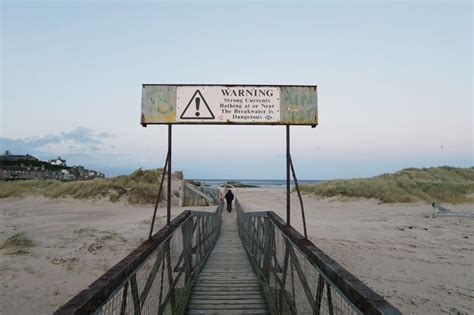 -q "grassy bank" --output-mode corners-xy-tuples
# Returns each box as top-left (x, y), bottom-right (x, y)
(299, 166), (474, 203)
(0, 168), (178, 205)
